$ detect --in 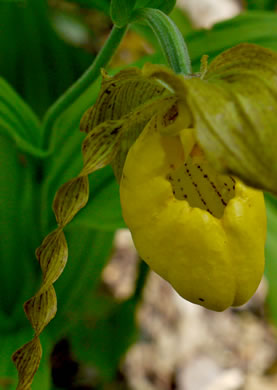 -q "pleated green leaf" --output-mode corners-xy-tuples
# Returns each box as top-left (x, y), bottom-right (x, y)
(68, 260), (148, 381)
(0, 0), (92, 117)
(187, 11), (277, 71)
(0, 77), (42, 156)
(50, 228), (115, 335)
